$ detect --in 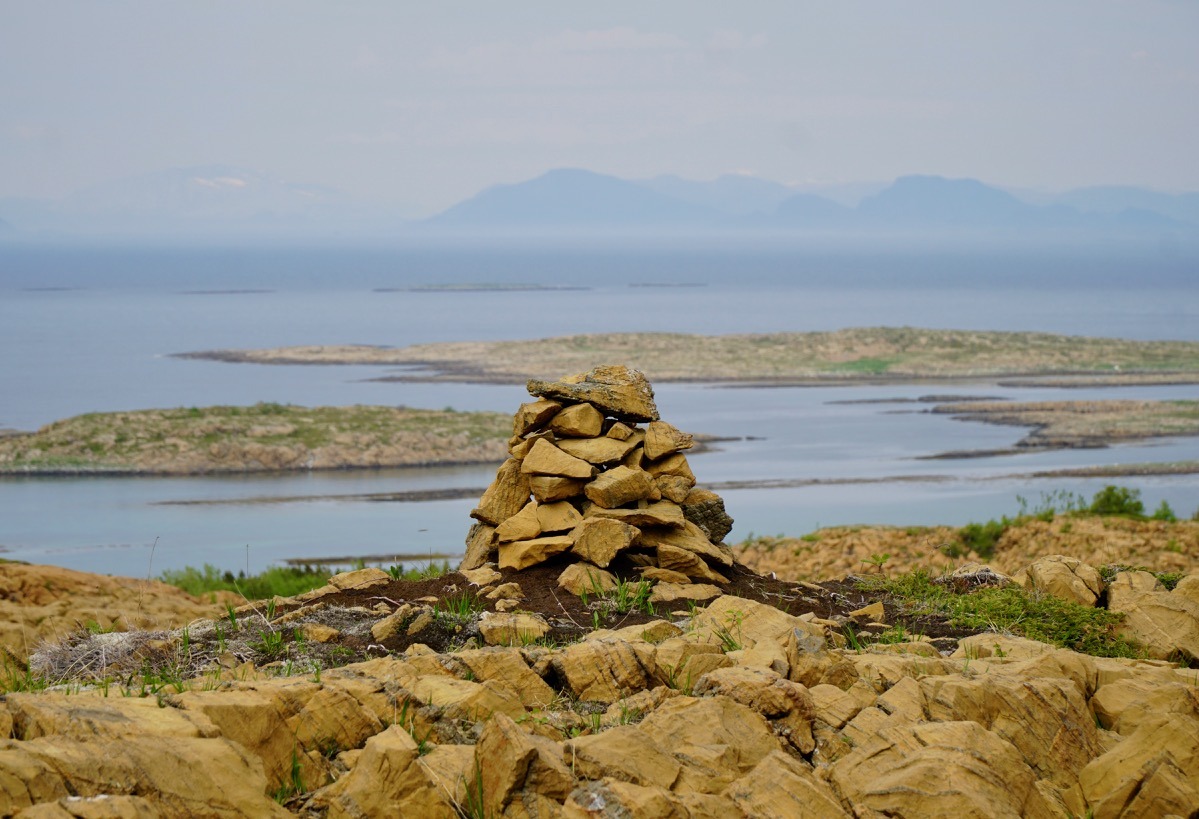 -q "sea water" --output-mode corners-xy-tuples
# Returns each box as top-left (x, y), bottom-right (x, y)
(1, 240), (1196, 575)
